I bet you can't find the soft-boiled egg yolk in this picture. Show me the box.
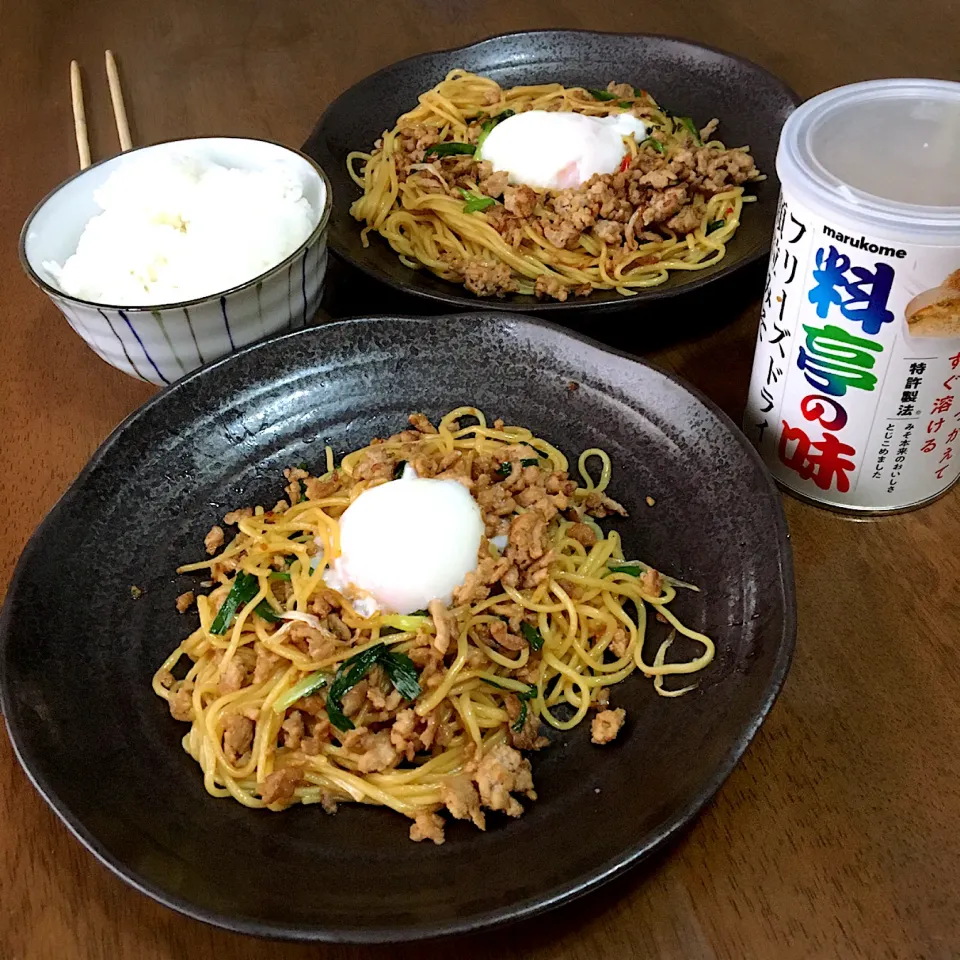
[479,110,650,190]
[326,466,484,616]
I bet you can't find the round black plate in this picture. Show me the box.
[303,30,801,314]
[0,314,795,941]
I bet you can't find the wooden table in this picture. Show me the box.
[2,2,958,958]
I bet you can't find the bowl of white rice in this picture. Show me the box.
[19,137,331,385]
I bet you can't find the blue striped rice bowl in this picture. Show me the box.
[20,137,332,386]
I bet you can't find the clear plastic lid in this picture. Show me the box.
[777,79,960,242]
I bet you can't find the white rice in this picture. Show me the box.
[44,154,316,306]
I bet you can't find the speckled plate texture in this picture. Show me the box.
[303,30,801,314]
[0,314,795,941]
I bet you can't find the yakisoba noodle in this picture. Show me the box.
[347,70,761,299]
[154,408,714,842]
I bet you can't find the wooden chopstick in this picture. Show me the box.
[69,51,133,171]
[70,60,91,170]
[104,50,132,152]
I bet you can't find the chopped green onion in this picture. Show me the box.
[393,460,407,480]
[531,447,549,458]
[706,219,725,235]
[520,621,544,652]
[380,651,421,700]
[459,188,497,213]
[512,685,538,732]
[520,458,540,468]
[326,642,422,732]
[587,88,617,101]
[482,677,537,730]
[475,109,515,156]
[409,608,428,617]
[270,571,292,581]
[273,671,329,713]
[424,141,476,158]
[209,572,259,634]
[326,644,384,731]
[608,563,642,576]
[677,115,702,144]
[495,461,512,479]
[254,600,282,622]
[296,462,308,471]
[642,137,665,154]
[619,100,632,108]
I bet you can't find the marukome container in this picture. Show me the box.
[744,79,960,512]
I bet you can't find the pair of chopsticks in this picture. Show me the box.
[70,50,132,170]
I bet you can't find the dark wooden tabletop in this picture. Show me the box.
[3,2,959,958]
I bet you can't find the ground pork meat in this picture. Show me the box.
[253,648,282,684]
[459,258,518,297]
[439,776,486,830]
[410,811,446,844]
[390,708,418,761]
[218,657,248,695]
[223,715,254,764]
[637,167,676,190]
[408,412,437,434]
[453,553,513,605]
[204,525,224,555]
[643,184,689,225]
[281,711,304,750]
[542,217,581,249]
[484,205,526,247]
[260,767,301,807]
[288,621,341,661]
[566,522,597,548]
[640,567,663,597]
[534,273,578,302]
[606,81,634,99]
[308,589,340,618]
[503,184,537,218]
[356,730,399,773]
[168,687,193,721]
[609,627,630,659]
[304,474,339,500]
[473,743,536,817]
[489,620,525,652]
[479,170,510,197]
[175,590,195,612]
[583,491,629,518]
[340,681,369,718]
[593,219,623,244]
[505,695,549,751]
[507,510,547,568]
[283,466,309,505]
[223,507,253,525]
[550,189,600,230]
[591,707,626,745]
[700,117,720,140]
[666,204,704,234]
[352,445,396,483]
[429,599,453,654]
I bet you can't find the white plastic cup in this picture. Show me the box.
[744,79,960,512]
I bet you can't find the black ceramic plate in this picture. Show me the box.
[303,30,800,314]
[0,314,795,941]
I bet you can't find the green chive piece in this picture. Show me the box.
[209,572,259,635]
[424,142,476,158]
[520,621,544,652]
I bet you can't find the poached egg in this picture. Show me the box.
[479,110,650,190]
[322,466,483,616]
